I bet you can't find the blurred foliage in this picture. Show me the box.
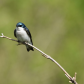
[0,0,84,84]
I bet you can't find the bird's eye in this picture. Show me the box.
[19,25,22,27]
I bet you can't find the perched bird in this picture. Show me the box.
[14,22,34,52]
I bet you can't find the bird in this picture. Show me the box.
[14,22,34,52]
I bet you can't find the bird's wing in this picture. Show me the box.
[24,27,33,45]
[14,29,17,38]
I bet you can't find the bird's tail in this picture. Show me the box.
[26,45,34,52]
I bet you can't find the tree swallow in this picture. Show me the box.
[14,22,34,52]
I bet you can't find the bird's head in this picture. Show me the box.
[16,22,26,29]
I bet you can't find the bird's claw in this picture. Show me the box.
[16,43,21,46]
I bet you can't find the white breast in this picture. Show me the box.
[16,27,31,44]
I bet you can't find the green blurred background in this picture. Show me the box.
[0,0,84,84]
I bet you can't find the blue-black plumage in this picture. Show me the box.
[14,22,34,52]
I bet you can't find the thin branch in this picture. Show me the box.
[0,33,78,84]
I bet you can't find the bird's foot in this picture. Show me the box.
[16,43,21,46]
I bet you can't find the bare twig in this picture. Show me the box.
[0,33,78,84]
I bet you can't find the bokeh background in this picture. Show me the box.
[0,0,84,84]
